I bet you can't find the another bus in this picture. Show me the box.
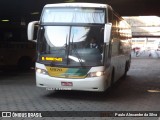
[0,28,36,70]
[28,3,132,92]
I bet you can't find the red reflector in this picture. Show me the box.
[61,82,73,86]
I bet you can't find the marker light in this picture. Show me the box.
[36,68,48,75]
[88,71,104,77]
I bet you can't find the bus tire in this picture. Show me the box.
[18,57,32,70]
[110,69,115,87]
[123,60,130,77]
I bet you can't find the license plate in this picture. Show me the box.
[61,82,73,86]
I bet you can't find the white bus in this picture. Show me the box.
[28,3,132,92]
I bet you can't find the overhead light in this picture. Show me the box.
[31,12,39,15]
[147,89,160,93]
[1,19,9,22]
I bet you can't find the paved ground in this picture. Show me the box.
[0,57,160,120]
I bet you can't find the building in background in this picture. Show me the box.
[123,16,160,50]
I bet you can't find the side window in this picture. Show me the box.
[112,14,119,39]
[108,9,112,23]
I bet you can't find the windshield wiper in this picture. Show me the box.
[70,34,85,67]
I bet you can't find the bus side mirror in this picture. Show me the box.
[104,23,112,44]
[27,21,39,42]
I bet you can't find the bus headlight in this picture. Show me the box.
[36,68,48,75]
[87,71,104,77]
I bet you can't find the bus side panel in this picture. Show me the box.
[110,10,132,83]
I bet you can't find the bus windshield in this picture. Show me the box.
[38,25,104,67]
[41,7,105,24]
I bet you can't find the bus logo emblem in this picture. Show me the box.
[50,68,62,72]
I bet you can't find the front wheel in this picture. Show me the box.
[109,69,115,88]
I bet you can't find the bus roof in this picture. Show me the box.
[44,3,108,8]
